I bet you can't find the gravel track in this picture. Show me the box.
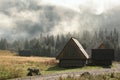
[9,64,120,80]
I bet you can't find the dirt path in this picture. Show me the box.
[10,64,120,80]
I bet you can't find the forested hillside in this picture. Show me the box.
[0,28,120,60]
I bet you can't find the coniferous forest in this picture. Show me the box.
[0,28,120,60]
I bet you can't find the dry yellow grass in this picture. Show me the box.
[0,56,57,65]
[0,50,57,79]
[0,50,57,66]
[0,50,16,56]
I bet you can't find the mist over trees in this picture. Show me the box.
[0,28,120,60]
[1,0,120,40]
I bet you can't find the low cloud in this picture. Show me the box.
[0,0,120,40]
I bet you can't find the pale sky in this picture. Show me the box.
[41,0,85,13]
[42,0,120,14]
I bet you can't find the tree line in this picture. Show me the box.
[0,28,120,60]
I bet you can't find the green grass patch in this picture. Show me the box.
[42,65,102,75]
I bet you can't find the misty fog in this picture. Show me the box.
[0,0,120,40]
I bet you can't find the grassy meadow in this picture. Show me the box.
[0,50,118,80]
[0,50,57,80]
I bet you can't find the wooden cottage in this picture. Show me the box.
[92,43,114,66]
[56,38,89,67]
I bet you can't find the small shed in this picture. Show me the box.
[19,50,32,56]
[92,43,114,66]
[56,38,89,67]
